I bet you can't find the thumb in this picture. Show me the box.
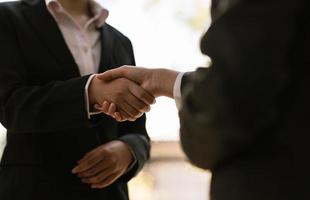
[97,66,145,85]
[97,66,130,82]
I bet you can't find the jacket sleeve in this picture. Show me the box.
[0,6,92,133]
[179,0,302,170]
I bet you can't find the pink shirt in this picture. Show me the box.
[45,0,108,117]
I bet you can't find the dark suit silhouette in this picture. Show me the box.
[180,0,309,199]
[0,0,149,199]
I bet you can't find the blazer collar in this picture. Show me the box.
[98,25,116,73]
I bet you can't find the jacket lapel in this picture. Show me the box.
[21,0,80,77]
[98,24,116,73]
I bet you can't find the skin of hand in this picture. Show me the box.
[95,66,179,121]
[97,66,179,98]
[72,140,134,189]
[89,74,155,121]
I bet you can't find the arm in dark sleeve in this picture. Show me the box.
[0,6,91,133]
[179,0,302,170]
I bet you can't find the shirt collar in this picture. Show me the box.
[45,0,109,28]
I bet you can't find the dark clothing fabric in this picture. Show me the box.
[180,0,309,199]
[0,0,150,199]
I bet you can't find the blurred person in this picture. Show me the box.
[0,0,154,199]
[96,0,310,199]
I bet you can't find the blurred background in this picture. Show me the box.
[0,0,212,199]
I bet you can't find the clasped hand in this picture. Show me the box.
[88,71,155,121]
[94,66,179,122]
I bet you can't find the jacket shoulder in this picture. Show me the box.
[105,23,132,45]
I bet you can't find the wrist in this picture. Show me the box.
[89,75,100,105]
[155,69,179,98]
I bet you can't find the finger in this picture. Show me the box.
[94,104,103,111]
[72,152,105,174]
[97,66,131,82]
[129,83,155,106]
[91,172,120,189]
[123,91,150,113]
[98,101,109,113]
[118,96,142,119]
[95,102,118,120]
[78,159,111,179]
[82,166,115,185]
[118,108,137,122]
[107,103,117,116]
[114,112,124,122]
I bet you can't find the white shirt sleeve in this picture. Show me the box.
[84,74,102,119]
[173,72,185,110]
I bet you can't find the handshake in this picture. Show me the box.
[72,66,179,189]
[89,66,179,121]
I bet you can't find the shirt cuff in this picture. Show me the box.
[173,72,185,110]
[84,74,102,119]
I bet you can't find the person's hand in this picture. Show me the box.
[97,66,179,98]
[95,66,179,121]
[89,74,155,121]
[72,140,134,189]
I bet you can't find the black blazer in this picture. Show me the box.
[180,0,309,199]
[0,0,150,200]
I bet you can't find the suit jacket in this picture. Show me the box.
[180,0,310,199]
[0,0,150,200]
